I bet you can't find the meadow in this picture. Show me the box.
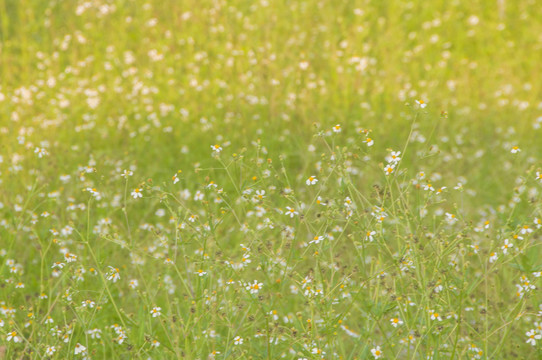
[1,0,542,358]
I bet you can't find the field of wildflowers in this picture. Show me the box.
[1,0,541,359]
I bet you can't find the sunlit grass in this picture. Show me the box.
[0,0,541,359]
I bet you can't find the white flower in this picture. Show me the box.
[74,343,87,355]
[46,346,56,356]
[415,99,427,108]
[384,164,395,175]
[151,339,160,348]
[489,252,498,263]
[284,206,298,218]
[365,230,376,242]
[233,336,243,345]
[120,169,133,177]
[34,147,49,158]
[390,317,403,327]
[246,280,263,294]
[501,239,514,254]
[7,331,21,343]
[150,307,162,317]
[211,144,222,153]
[371,346,383,359]
[430,310,442,321]
[309,235,324,244]
[526,329,541,346]
[106,266,120,282]
[387,151,401,163]
[131,188,143,199]
[445,212,458,224]
[306,175,318,185]
[536,171,542,183]
[520,225,533,235]
[511,146,521,154]
[332,124,342,133]
[364,137,374,146]
[194,190,204,201]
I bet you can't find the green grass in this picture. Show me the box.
[0,0,541,359]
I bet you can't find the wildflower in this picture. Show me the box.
[390,317,403,327]
[246,280,263,294]
[234,336,243,345]
[150,307,162,317]
[46,346,56,356]
[445,212,458,224]
[469,244,480,254]
[430,310,442,321]
[371,346,383,359]
[520,225,533,235]
[129,279,139,289]
[501,239,514,254]
[332,124,342,133]
[172,171,181,184]
[131,188,143,199]
[151,339,160,348]
[526,329,541,346]
[7,330,21,343]
[387,151,401,163]
[415,99,427,108]
[489,252,498,263]
[74,343,87,355]
[35,147,49,158]
[384,164,395,175]
[194,190,204,201]
[106,266,120,282]
[82,300,95,308]
[423,183,434,191]
[285,206,298,218]
[511,146,521,154]
[536,171,542,182]
[309,235,324,244]
[197,269,207,277]
[120,169,133,177]
[365,230,376,242]
[211,144,222,153]
[534,218,542,229]
[306,175,318,185]
[87,328,102,339]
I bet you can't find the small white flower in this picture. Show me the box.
[211,144,222,153]
[106,266,120,282]
[306,175,318,185]
[390,317,403,327]
[384,164,395,175]
[332,124,342,133]
[233,336,243,345]
[371,346,383,359]
[74,343,87,355]
[120,169,133,177]
[415,99,427,108]
[131,188,143,199]
[150,307,162,318]
[501,239,514,254]
[285,206,298,218]
[511,146,521,154]
[46,346,56,356]
[526,329,541,346]
[7,331,22,343]
[246,280,263,294]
